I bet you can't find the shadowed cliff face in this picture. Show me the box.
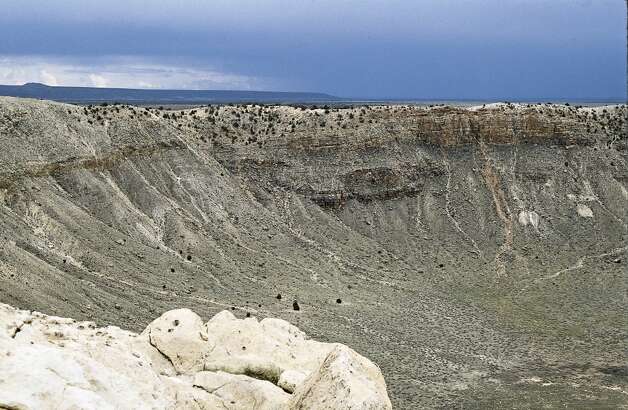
[0,97,626,409]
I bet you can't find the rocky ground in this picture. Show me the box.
[0,97,626,408]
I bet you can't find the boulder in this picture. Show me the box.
[518,210,540,228]
[203,310,333,384]
[288,345,393,410]
[576,203,594,218]
[142,308,209,374]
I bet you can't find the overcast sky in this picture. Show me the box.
[1,0,625,99]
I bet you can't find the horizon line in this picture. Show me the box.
[2,82,625,103]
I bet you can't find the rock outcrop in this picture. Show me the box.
[0,303,392,409]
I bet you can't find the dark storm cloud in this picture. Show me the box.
[1,0,625,99]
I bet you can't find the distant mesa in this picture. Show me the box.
[22,82,51,88]
[0,82,342,105]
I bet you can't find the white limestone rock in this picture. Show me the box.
[288,345,393,410]
[577,203,594,218]
[0,308,178,409]
[194,370,291,409]
[279,369,308,393]
[0,303,392,410]
[141,308,209,374]
[203,310,333,384]
[518,210,540,228]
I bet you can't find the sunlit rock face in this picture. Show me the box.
[0,303,392,409]
[0,97,626,408]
